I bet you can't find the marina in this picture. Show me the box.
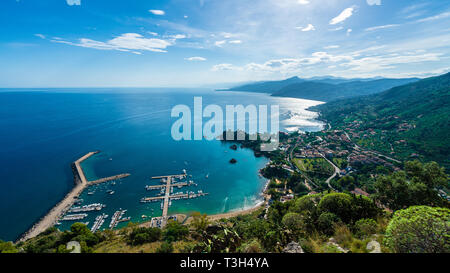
[141,173,209,227]
[109,209,130,229]
[17,152,130,243]
[61,213,88,221]
[68,203,105,213]
[91,213,109,233]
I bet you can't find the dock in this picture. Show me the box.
[142,173,208,228]
[17,151,130,243]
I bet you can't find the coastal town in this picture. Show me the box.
[258,125,418,204]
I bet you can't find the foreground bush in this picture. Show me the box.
[384,206,449,253]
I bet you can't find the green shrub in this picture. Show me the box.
[163,221,189,243]
[157,242,174,253]
[384,206,450,253]
[317,212,340,236]
[354,218,377,239]
[127,227,162,246]
[318,193,353,223]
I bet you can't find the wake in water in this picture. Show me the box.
[221,197,229,213]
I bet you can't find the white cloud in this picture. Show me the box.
[185,57,207,61]
[297,0,310,4]
[212,63,239,71]
[346,29,352,36]
[149,10,165,16]
[66,0,81,6]
[215,40,227,47]
[366,0,381,6]
[170,34,187,39]
[211,50,443,76]
[52,33,178,54]
[330,26,344,31]
[324,45,339,49]
[365,24,399,31]
[296,24,315,32]
[330,7,355,25]
[148,32,158,36]
[417,11,450,23]
[184,15,188,19]
[229,40,242,44]
[34,34,46,39]
[221,32,236,38]
[341,52,442,72]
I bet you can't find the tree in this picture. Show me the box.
[70,222,91,237]
[336,176,356,191]
[354,218,377,239]
[127,227,161,246]
[374,161,448,210]
[349,194,380,222]
[384,206,450,253]
[190,212,210,234]
[164,221,189,242]
[156,242,173,253]
[318,193,353,223]
[317,212,340,236]
[0,240,18,253]
[282,212,305,239]
[267,188,281,201]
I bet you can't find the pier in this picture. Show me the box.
[89,173,130,185]
[17,151,130,243]
[142,173,208,228]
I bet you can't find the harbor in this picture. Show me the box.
[141,172,209,227]
[17,151,130,243]
[109,209,130,229]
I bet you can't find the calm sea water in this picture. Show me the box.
[0,89,324,241]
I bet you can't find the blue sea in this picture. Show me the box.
[0,89,324,241]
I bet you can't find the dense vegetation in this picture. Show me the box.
[1,160,448,253]
[272,78,418,102]
[314,72,450,169]
[384,206,449,253]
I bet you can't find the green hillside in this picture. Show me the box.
[313,72,450,169]
[272,78,418,102]
[222,75,418,101]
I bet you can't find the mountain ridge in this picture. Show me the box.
[221,76,419,101]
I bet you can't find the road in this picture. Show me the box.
[288,140,316,190]
[320,154,340,191]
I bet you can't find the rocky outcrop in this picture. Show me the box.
[283,241,304,253]
[366,240,381,253]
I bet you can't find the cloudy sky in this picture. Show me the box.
[1,0,449,87]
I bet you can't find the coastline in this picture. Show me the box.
[184,160,271,224]
[184,199,266,224]
[16,152,98,243]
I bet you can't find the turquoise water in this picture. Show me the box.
[0,89,323,241]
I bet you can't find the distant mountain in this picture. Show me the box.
[224,76,304,93]
[303,75,385,84]
[313,72,450,168]
[272,78,419,102]
[221,76,419,101]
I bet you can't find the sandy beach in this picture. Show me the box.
[183,199,266,225]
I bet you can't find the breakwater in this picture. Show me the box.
[16,151,129,243]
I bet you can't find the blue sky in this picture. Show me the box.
[1,0,449,87]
